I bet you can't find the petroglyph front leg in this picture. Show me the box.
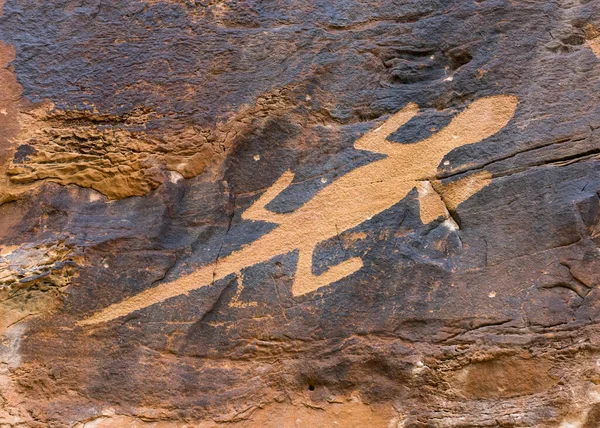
[291,248,363,296]
[431,171,493,212]
[417,181,451,224]
[242,169,294,223]
[354,103,419,155]
[417,171,494,225]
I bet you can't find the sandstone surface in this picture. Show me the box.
[1,0,600,426]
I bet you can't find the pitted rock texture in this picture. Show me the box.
[1,0,600,427]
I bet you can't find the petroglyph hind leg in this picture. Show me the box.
[242,169,295,223]
[291,248,364,296]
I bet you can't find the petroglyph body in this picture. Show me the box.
[79,95,518,326]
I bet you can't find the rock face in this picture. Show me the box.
[1,0,600,426]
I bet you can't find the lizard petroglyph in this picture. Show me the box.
[79,95,518,326]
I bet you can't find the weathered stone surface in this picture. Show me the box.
[1,0,600,426]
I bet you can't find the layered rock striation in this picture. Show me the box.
[1,0,600,426]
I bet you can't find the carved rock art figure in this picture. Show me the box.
[79,95,518,326]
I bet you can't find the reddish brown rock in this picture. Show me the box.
[1,0,600,427]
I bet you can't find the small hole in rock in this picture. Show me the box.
[308,384,315,391]
[448,48,472,69]
[562,34,585,45]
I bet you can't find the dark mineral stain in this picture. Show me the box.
[12,144,37,163]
